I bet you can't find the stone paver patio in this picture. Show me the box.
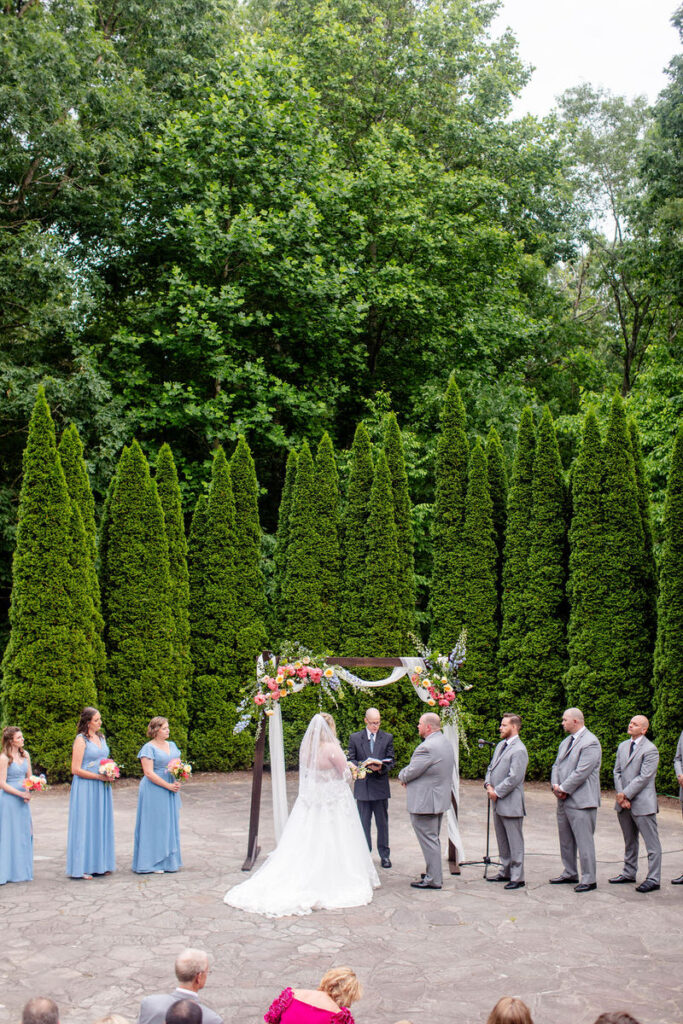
[3,773,683,1024]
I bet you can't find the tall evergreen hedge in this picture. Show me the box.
[652,426,683,790]
[383,412,416,643]
[458,440,498,777]
[189,448,248,769]
[314,432,341,650]
[271,449,298,644]
[498,408,536,699]
[1,389,98,779]
[628,419,658,656]
[155,444,191,751]
[283,440,324,651]
[430,375,469,650]
[231,437,269,684]
[187,491,208,717]
[100,441,179,771]
[340,422,374,655]
[512,408,567,775]
[486,426,508,625]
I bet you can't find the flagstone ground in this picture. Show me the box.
[4,774,683,1024]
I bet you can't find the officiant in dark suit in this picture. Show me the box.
[348,708,395,868]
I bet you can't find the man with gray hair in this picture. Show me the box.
[22,998,60,1024]
[137,949,223,1024]
[550,707,602,892]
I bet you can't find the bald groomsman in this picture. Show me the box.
[610,715,662,892]
[484,713,528,890]
[673,728,683,885]
[550,707,602,892]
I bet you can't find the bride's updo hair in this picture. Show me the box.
[320,712,336,737]
[319,966,362,1007]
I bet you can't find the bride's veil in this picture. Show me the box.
[298,713,347,795]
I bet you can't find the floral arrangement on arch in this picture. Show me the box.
[234,642,343,734]
[409,629,469,727]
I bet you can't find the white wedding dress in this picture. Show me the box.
[224,715,380,917]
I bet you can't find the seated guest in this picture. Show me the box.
[22,998,60,1024]
[486,997,533,1024]
[592,1015,641,1024]
[166,1001,202,1024]
[137,948,223,1024]
[264,967,362,1023]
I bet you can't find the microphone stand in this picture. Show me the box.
[459,739,501,879]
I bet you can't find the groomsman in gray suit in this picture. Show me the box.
[550,707,602,892]
[399,712,455,889]
[610,715,661,892]
[484,713,528,889]
[672,728,683,885]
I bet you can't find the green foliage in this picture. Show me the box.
[652,426,683,790]
[283,441,324,651]
[313,433,342,650]
[383,412,416,642]
[430,375,469,649]
[512,408,567,776]
[485,426,508,624]
[187,492,209,691]
[99,441,181,771]
[230,437,269,684]
[628,420,657,633]
[155,445,191,749]
[1,389,98,779]
[271,449,298,643]
[498,407,536,694]
[458,441,498,777]
[340,423,374,654]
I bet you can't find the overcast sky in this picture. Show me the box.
[493,0,680,117]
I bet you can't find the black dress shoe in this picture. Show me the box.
[574,882,597,892]
[504,880,525,890]
[635,880,660,892]
[671,874,683,885]
[549,875,579,884]
[608,874,636,884]
[410,880,442,889]
[380,857,391,869]
[486,873,511,882]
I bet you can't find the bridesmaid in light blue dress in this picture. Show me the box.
[0,726,33,884]
[132,716,182,873]
[66,707,116,879]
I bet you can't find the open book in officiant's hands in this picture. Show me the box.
[361,757,392,769]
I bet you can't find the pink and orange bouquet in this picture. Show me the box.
[408,630,469,723]
[168,758,192,781]
[98,758,121,781]
[23,773,48,792]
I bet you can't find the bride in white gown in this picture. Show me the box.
[224,712,380,917]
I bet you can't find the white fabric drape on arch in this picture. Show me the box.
[261,655,465,860]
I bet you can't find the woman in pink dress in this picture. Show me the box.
[264,968,362,1024]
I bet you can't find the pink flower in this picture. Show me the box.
[438,699,448,707]
[271,690,280,700]
[296,666,307,678]
[411,673,419,684]
[254,693,266,705]
[285,665,295,677]
[267,679,278,691]
[309,668,323,683]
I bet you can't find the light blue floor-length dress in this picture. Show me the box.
[0,759,33,884]
[131,741,182,873]
[66,735,116,877]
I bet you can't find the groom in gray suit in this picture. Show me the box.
[550,707,602,892]
[485,713,528,889]
[610,715,662,892]
[399,712,455,889]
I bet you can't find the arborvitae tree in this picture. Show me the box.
[97,466,119,593]
[340,422,374,654]
[383,412,416,643]
[100,441,179,771]
[498,408,536,692]
[155,444,191,750]
[458,440,498,777]
[1,389,98,779]
[365,450,403,655]
[189,448,248,769]
[510,408,567,776]
[283,440,324,650]
[187,492,209,705]
[628,419,657,652]
[652,426,683,789]
[313,432,341,649]
[59,423,106,689]
[485,426,508,624]
[271,449,298,643]
[430,374,469,649]
[231,436,269,683]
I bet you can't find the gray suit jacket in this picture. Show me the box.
[675,730,683,802]
[138,989,223,1024]
[551,729,602,809]
[484,738,528,817]
[398,731,454,814]
[614,736,659,815]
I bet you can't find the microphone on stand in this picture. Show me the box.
[477,738,496,749]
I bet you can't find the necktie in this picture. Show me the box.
[566,735,575,753]
[369,734,375,754]
[629,739,636,756]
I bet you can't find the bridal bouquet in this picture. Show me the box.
[409,630,469,725]
[168,758,192,781]
[98,758,121,781]
[348,761,368,781]
[23,773,48,792]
